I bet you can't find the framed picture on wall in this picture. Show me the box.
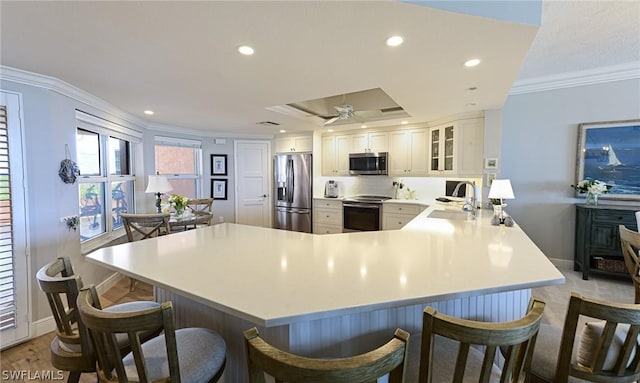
[576,119,640,201]
[484,157,499,169]
[211,179,227,200]
[211,154,227,176]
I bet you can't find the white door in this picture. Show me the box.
[0,91,29,348]
[235,141,271,227]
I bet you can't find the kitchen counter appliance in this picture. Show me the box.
[274,153,312,233]
[349,152,388,175]
[343,195,391,232]
[324,180,339,198]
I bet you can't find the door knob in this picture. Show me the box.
[261,194,267,198]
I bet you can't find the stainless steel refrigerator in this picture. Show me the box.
[274,153,312,233]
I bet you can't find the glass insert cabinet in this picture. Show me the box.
[429,124,455,174]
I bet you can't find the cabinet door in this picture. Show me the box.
[293,136,312,152]
[321,136,337,176]
[350,133,368,153]
[428,125,455,175]
[408,129,428,175]
[368,132,389,153]
[388,131,409,175]
[335,135,351,175]
[275,137,293,153]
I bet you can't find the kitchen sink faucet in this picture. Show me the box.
[453,181,477,219]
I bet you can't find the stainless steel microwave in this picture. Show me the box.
[349,152,388,175]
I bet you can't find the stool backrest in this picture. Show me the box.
[244,327,410,383]
[555,292,640,382]
[36,257,95,369]
[77,286,179,382]
[419,297,545,382]
[120,213,170,242]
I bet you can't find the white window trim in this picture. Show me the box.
[77,113,138,251]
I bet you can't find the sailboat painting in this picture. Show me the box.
[576,120,640,200]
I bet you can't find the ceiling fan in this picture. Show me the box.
[324,104,362,126]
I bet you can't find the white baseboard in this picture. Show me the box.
[548,257,573,271]
[29,272,123,339]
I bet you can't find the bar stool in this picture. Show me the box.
[244,327,409,383]
[77,285,226,382]
[36,257,161,383]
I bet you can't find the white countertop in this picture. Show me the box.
[87,205,564,327]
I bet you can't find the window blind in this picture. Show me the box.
[0,106,16,331]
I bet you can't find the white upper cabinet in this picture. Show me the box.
[322,135,350,176]
[275,135,312,153]
[389,129,428,176]
[348,132,389,153]
[428,118,483,176]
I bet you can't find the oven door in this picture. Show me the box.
[343,203,381,232]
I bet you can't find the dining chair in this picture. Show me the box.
[120,212,171,241]
[529,292,640,382]
[620,225,640,304]
[120,212,170,291]
[244,327,410,383]
[77,285,227,383]
[417,296,545,382]
[36,257,161,383]
[185,198,214,229]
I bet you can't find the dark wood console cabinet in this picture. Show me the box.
[575,204,638,280]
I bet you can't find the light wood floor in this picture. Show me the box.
[0,268,635,382]
[1,278,153,383]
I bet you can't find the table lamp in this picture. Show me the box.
[488,179,515,226]
[145,174,173,213]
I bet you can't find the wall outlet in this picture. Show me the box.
[218,216,224,223]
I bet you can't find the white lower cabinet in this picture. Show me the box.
[382,203,426,230]
[313,199,343,234]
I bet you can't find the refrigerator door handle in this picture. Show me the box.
[287,158,294,203]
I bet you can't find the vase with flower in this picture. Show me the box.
[571,179,611,206]
[168,194,188,216]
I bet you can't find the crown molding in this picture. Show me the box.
[146,122,274,140]
[510,62,640,95]
[0,65,149,130]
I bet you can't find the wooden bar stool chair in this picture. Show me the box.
[120,212,170,291]
[36,257,161,383]
[416,297,545,382]
[77,285,226,383]
[620,225,640,304]
[244,327,410,383]
[529,292,640,382]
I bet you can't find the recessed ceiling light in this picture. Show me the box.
[279,129,286,133]
[143,110,154,115]
[238,45,255,55]
[327,129,334,133]
[464,58,481,67]
[386,35,404,47]
[401,120,408,125]
[361,125,368,129]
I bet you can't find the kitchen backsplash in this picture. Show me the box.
[315,176,482,201]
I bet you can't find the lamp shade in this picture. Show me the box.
[488,179,515,200]
[145,175,173,194]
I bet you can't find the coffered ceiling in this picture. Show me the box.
[0,1,638,135]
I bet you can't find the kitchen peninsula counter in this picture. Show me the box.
[87,205,564,382]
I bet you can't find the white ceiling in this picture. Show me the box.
[1,1,638,135]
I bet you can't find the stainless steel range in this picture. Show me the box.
[342,195,391,232]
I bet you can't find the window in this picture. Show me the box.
[76,112,140,242]
[154,136,202,199]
